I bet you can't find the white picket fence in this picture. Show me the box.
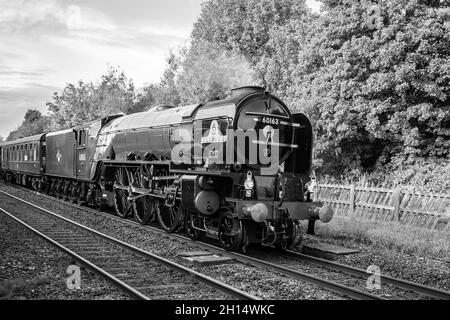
[315,184,450,231]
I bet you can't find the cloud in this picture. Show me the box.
[134,24,192,39]
[0,83,60,138]
[0,0,205,138]
[0,0,115,34]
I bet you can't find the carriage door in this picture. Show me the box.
[76,129,88,179]
[6,148,10,170]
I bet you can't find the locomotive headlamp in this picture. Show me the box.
[319,205,334,223]
[245,203,269,223]
[308,205,334,223]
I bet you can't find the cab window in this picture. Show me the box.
[78,130,87,147]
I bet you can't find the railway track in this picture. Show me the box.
[0,190,259,300]
[2,185,449,300]
[283,250,450,300]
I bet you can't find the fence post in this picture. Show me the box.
[392,187,401,222]
[349,184,355,217]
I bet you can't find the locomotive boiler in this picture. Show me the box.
[0,86,333,252]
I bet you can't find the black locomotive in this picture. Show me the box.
[0,86,333,252]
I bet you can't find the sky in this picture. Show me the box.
[0,0,322,139]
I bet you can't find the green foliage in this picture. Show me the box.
[47,66,136,130]
[258,0,450,175]
[146,52,182,107]
[96,67,136,116]
[6,109,48,141]
[137,0,310,107]
[129,86,157,114]
[7,0,449,186]
[136,0,449,181]
[192,0,309,65]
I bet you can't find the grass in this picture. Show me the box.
[312,216,450,261]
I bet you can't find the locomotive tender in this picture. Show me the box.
[0,86,333,252]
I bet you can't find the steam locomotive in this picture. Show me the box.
[0,86,333,252]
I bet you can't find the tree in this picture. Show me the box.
[192,0,310,66]
[47,80,98,130]
[256,16,316,100]
[95,66,136,115]
[136,52,182,108]
[128,86,157,114]
[187,0,449,177]
[6,109,48,141]
[281,0,450,174]
[139,0,311,108]
[47,66,136,130]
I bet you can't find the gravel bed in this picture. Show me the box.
[294,222,450,293]
[0,193,230,300]
[248,249,427,300]
[0,183,344,300]
[0,212,130,300]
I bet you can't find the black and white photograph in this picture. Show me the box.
[0,0,449,316]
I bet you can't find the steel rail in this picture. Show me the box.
[20,185,450,300]
[146,227,383,300]
[0,189,260,301]
[6,183,450,300]
[0,207,150,300]
[0,188,381,300]
[284,250,450,300]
